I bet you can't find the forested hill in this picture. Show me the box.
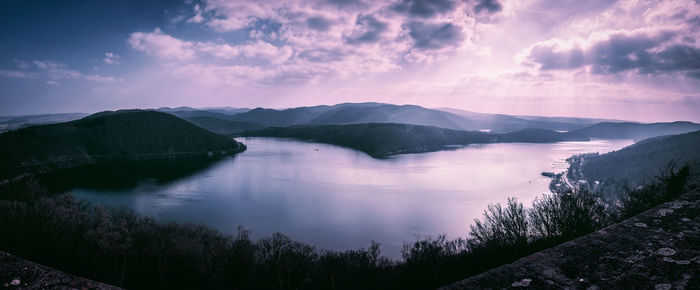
[243,123,589,157]
[0,110,245,179]
[570,130,700,187]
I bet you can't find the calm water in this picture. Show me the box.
[68,137,633,258]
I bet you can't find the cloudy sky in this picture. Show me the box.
[1,0,699,121]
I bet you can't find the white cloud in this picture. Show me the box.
[128,29,293,65]
[187,4,204,23]
[0,60,124,84]
[128,28,196,60]
[84,74,122,83]
[172,64,269,86]
[127,0,505,86]
[103,52,121,64]
[13,59,31,69]
[0,69,38,79]
[196,40,293,64]
[33,60,83,79]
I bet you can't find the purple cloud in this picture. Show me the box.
[473,0,502,14]
[392,0,457,18]
[520,29,700,79]
[407,21,464,50]
[306,16,334,31]
[344,14,389,45]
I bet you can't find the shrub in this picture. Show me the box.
[469,198,528,250]
[529,188,609,241]
[317,241,393,289]
[254,232,317,289]
[620,163,691,218]
[401,234,468,267]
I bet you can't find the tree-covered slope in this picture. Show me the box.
[567,121,700,141]
[307,103,466,130]
[0,110,245,178]
[230,105,334,127]
[571,130,700,186]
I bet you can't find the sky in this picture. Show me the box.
[0,0,699,122]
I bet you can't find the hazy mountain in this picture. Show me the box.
[0,110,245,179]
[202,102,627,133]
[157,106,251,115]
[186,116,265,135]
[567,121,700,141]
[435,107,619,132]
[155,106,199,112]
[307,103,466,130]
[229,105,335,127]
[155,108,242,121]
[200,107,251,115]
[514,115,622,125]
[0,113,88,133]
[244,123,589,157]
[226,102,505,131]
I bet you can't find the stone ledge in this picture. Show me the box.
[0,251,120,290]
[442,190,699,289]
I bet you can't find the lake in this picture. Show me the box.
[68,137,634,258]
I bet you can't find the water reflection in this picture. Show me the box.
[68,137,633,258]
[41,156,228,192]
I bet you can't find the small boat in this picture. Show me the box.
[541,172,556,178]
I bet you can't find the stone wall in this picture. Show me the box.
[443,190,699,289]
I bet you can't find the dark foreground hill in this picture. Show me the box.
[0,110,245,179]
[243,123,589,157]
[0,251,120,289]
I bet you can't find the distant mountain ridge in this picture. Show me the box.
[185,116,266,135]
[228,102,590,132]
[0,110,245,179]
[0,113,88,133]
[436,107,622,132]
[566,121,700,141]
[165,102,637,135]
[4,103,698,140]
[151,104,700,147]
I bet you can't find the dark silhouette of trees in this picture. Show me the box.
[470,198,528,250]
[620,162,692,219]
[529,189,609,241]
